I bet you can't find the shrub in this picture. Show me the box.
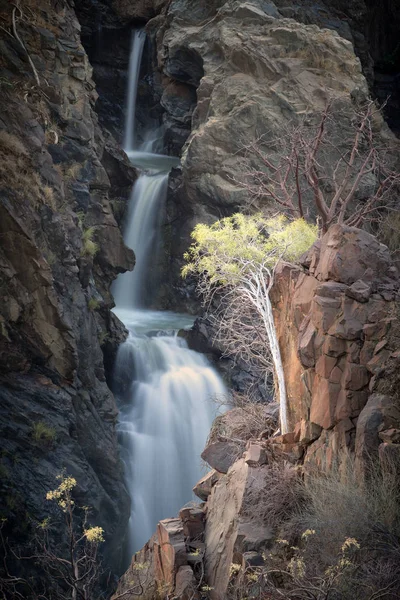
[0,130,27,157]
[294,456,400,569]
[242,460,305,531]
[31,421,56,445]
[42,185,56,210]
[81,226,99,258]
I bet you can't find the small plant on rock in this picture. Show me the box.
[31,421,56,446]
[81,226,99,258]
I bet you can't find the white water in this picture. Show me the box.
[123,30,146,152]
[113,31,227,558]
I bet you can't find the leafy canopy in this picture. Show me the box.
[182,214,318,285]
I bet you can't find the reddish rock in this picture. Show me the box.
[311,296,340,333]
[193,469,221,501]
[355,394,400,470]
[336,389,368,421]
[298,318,316,367]
[179,506,205,540]
[315,354,337,378]
[363,320,390,340]
[347,341,361,363]
[244,443,267,466]
[345,279,372,303]
[374,339,388,354]
[343,363,369,391]
[310,375,341,429]
[322,335,347,357]
[298,419,322,445]
[367,350,391,375]
[360,341,376,366]
[314,281,349,299]
[329,364,343,384]
[154,518,187,588]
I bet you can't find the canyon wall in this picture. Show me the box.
[0,0,135,575]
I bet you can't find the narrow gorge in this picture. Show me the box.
[0,0,399,599]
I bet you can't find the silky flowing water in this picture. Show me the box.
[113,31,227,558]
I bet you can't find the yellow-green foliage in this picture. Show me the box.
[182,214,318,284]
[81,226,99,258]
[46,475,104,544]
[32,421,56,445]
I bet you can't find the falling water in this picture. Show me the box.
[113,31,227,559]
[123,30,146,152]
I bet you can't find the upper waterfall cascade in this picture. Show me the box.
[112,31,227,558]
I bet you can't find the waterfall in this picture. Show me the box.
[113,31,227,559]
[123,30,146,153]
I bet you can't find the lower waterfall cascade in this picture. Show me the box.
[112,30,227,559]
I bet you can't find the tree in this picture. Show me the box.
[235,100,400,233]
[0,475,105,600]
[182,214,317,434]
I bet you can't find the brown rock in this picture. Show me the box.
[244,443,267,466]
[179,506,205,540]
[335,389,368,421]
[355,394,400,470]
[299,419,322,445]
[193,469,221,501]
[379,429,400,443]
[314,225,393,285]
[363,320,390,340]
[347,341,361,363]
[343,363,369,391]
[310,375,341,429]
[311,295,341,333]
[298,318,316,367]
[323,335,347,357]
[175,566,198,600]
[315,355,337,378]
[154,518,187,588]
[329,364,344,384]
[345,279,372,303]
[201,441,241,473]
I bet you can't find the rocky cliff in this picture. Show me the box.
[114,225,400,600]
[130,0,399,310]
[0,0,135,581]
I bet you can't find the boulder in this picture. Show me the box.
[314,225,394,285]
[193,469,222,501]
[179,506,205,539]
[201,440,241,473]
[154,518,187,588]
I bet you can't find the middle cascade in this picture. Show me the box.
[113,30,227,559]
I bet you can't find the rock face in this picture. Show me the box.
[270,224,400,473]
[135,0,399,310]
[0,0,134,580]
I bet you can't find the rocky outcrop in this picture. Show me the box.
[270,224,400,472]
[138,0,400,310]
[0,0,134,581]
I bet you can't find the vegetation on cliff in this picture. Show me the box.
[183,214,317,433]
